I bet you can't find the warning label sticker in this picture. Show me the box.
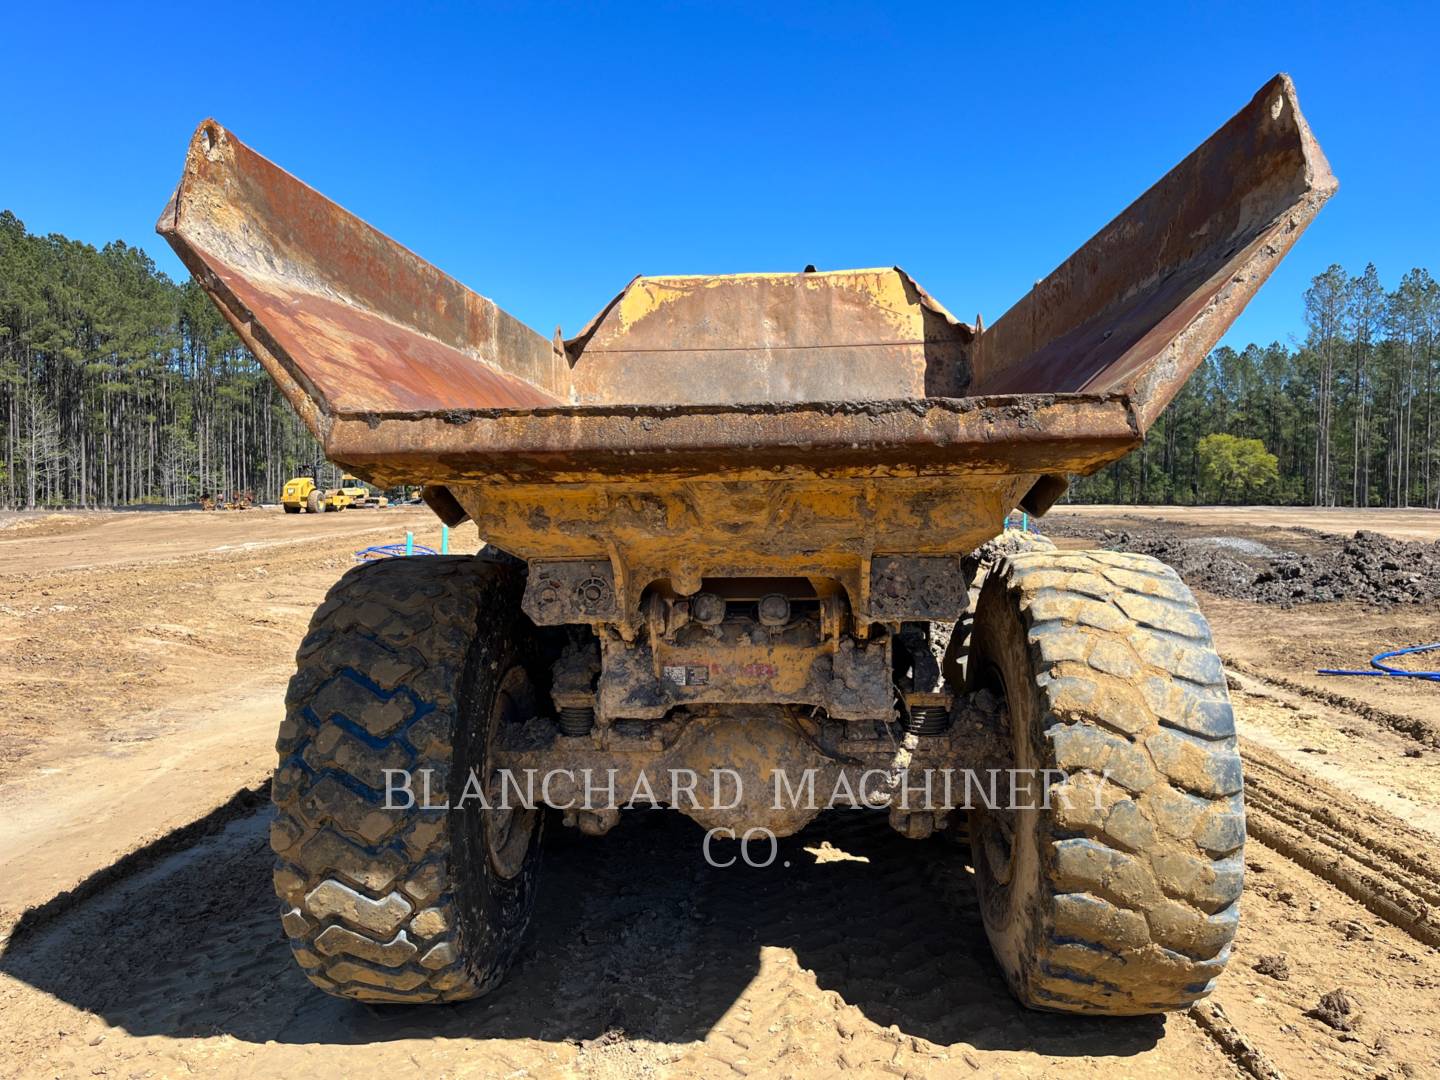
[663,665,711,687]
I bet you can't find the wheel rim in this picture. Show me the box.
[969,629,1036,935]
[980,806,1016,887]
[972,657,1018,916]
[483,666,540,880]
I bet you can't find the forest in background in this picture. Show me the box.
[1,210,1437,509]
[1072,262,1440,507]
[0,211,317,509]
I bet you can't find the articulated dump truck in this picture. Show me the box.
[158,75,1333,1014]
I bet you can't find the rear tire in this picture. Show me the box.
[967,548,1243,1015]
[271,555,544,1002]
[284,504,301,514]
[305,490,321,514]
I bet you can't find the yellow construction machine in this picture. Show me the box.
[280,475,351,513]
[337,474,388,509]
[162,76,1334,1015]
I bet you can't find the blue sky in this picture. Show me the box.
[2,2,1436,350]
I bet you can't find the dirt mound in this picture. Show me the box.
[1310,988,1361,1032]
[1042,520,1440,607]
[1253,954,1291,981]
[1254,530,1440,605]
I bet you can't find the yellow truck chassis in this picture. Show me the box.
[160,76,1333,1014]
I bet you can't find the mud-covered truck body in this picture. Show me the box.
[159,75,1333,1012]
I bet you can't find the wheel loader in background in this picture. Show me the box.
[159,74,1334,1014]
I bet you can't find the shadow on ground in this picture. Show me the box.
[0,807,1163,1057]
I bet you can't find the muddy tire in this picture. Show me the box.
[966,548,1243,1015]
[305,489,322,514]
[941,529,1057,688]
[270,555,544,1002]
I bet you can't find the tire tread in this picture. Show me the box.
[981,549,1244,1014]
[272,556,526,1002]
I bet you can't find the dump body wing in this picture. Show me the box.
[158,74,1331,491]
[158,75,1332,614]
[971,75,1336,431]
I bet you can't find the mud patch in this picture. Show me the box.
[1044,517,1440,607]
[1253,954,1291,981]
[1309,988,1361,1032]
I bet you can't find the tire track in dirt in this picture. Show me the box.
[2,774,1432,1077]
[3,728,1436,1077]
[0,783,271,946]
[1189,1001,1287,1080]
[1239,737,1440,949]
[1182,738,1440,1079]
[1225,655,1440,748]
[0,807,1220,1078]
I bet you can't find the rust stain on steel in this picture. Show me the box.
[204,266,558,414]
[156,119,565,430]
[972,74,1336,431]
[443,474,1032,635]
[155,74,1332,506]
[323,394,1140,487]
[567,268,973,405]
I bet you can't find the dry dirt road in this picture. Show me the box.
[1,507,1438,1079]
[1056,504,1440,544]
[0,507,449,922]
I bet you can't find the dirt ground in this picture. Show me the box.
[1056,504,1440,544]
[1,505,1438,1079]
[1045,506,1440,734]
[0,506,452,922]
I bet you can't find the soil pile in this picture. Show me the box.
[1255,530,1440,605]
[1042,520,1440,606]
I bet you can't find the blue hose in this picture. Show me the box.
[1317,642,1440,682]
[354,542,438,562]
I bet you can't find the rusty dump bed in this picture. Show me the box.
[159,75,1332,617]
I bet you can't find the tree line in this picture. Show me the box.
[1071,262,1440,507]
[1,211,1435,509]
[0,211,319,509]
